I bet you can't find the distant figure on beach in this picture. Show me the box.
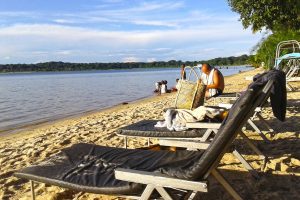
[200,63,224,98]
[180,64,186,80]
[161,80,167,94]
[171,78,180,92]
[154,81,161,95]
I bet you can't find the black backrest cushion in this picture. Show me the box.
[187,83,264,179]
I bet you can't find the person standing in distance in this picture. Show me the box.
[180,64,186,80]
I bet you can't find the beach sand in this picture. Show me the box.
[0,68,299,200]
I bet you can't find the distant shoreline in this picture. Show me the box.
[0,64,253,74]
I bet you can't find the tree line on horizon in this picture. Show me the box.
[0,54,250,73]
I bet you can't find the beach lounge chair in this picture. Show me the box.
[218,69,286,140]
[118,70,285,144]
[217,92,274,141]
[275,53,300,91]
[274,40,300,91]
[118,70,286,176]
[15,83,267,200]
[118,80,275,177]
[211,69,286,141]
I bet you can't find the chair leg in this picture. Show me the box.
[232,149,260,179]
[286,83,294,91]
[200,129,214,142]
[183,191,198,200]
[239,131,268,171]
[256,113,275,135]
[124,136,128,149]
[140,184,155,200]
[247,119,270,143]
[211,169,243,200]
[30,180,36,200]
[156,186,173,200]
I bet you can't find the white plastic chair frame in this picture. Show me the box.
[275,40,300,60]
[275,40,300,91]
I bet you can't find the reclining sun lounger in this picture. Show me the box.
[120,70,285,145]
[15,83,267,200]
[118,70,286,176]
[276,52,300,91]
[218,69,286,141]
[275,40,300,91]
[118,70,285,144]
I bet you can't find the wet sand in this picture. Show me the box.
[0,68,299,200]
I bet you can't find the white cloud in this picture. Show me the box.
[147,58,156,62]
[53,19,77,24]
[0,11,35,17]
[0,0,264,64]
[123,56,139,62]
[0,22,262,63]
[101,0,124,3]
[123,1,185,12]
[132,20,179,28]
[56,50,73,55]
[234,51,248,56]
[0,23,256,46]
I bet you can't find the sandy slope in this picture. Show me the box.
[0,68,299,200]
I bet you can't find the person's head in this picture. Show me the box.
[176,78,179,83]
[201,63,212,75]
[181,64,185,70]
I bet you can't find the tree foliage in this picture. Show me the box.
[228,0,300,32]
[248,30,300,68]
[0,55,251,73]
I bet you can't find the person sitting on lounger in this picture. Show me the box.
[200,63,224,98]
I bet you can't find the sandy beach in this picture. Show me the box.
[0,68,299,200]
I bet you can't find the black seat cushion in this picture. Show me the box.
[15,143,204,195]
[118,120,208,138]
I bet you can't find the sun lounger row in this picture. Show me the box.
[14,70,287,200]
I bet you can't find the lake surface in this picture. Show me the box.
[0,66,252,133]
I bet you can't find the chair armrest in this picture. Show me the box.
[159,139,210,150]
[185,122,221,129]
[115,168,208,192]
[218,103,233,109]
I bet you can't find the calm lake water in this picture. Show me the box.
[0,66,252,133]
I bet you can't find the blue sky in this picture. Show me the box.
[0,0,264,64]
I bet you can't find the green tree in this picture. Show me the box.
[228,0,300,32]
[251,30,300,68]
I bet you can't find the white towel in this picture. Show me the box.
[155,106,223,131]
